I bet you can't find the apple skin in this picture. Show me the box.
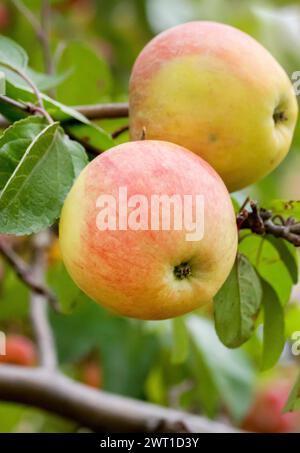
[129,21,298,192]
[242,380,300,433]
[59,141,237,320]
[0,335,37,367]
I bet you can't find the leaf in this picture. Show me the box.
[285,304,300,338]
[56,40,112,104]
[50,300,158,398]
[261,279,285,371]
[47,260,85,314]
[65,122,114,153]
[0,116,47,189]
[187,316,255,421]
[0,264,29,321]
[239,235,293,306]
[214,254,262,348]
[27,68,70,91]
[266,235,298,285]
[284,373,300,412]
[0,35,28,70]
[171,317,189,364]
[63,134,88,179]
[265,200,300,221]
[1,68,69,92]
[0,82,115,151]
[0,122,76,235]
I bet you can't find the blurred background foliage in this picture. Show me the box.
[0,0,299,433]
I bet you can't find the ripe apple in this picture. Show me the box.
[59,140,237,320]
[0,334,37,367]
[129,21,298,192]
[242,380,300,433]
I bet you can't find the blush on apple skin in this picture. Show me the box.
[59,140,237,320]
[129,21,298,192]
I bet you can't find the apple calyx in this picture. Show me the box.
[174,262,192,280]
[273,107,288,125]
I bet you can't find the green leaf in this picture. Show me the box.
[239,235,293,306]
[285,304,300,338]
[284,373,300,412]
[261,279,285,371]
[187,316,255,421]
[47,260,85,314]
[0,71,5,95]
[65,122,114,153]
[0,116,47,190]
[171,317,189,364]
[0,122,75,235]
[0,35,28,70]
[63,134,88,179]
[0,67,69,92]
[0,264,29,321]
[27,68,70,91]
[50,300,158,398]
[265,200,300,221]
[266,235,298,285]
[214,254,262,348]
[57,41,112,104]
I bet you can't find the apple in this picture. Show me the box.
[129,21,298,192]
[0,334,37,367]
[242,380,300,433]
[59,140,237,320]
[81,360,102,389]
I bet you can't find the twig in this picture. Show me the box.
[238,200,300,246]
[29,232,58,371]
[0,365,239,432]
[0,238,58,311]
[74,102,129,119]
[111,124,129,139]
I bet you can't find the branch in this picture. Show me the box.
[0,366,239,433]
[238,200,300,246]
[0,237,58,310]
[29,232,58,371]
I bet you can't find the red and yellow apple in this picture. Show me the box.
[59,140,237,320]
[129,21,298,192]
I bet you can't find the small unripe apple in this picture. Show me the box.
[129,22,298,192]
[59,140,237,320]
[0,334,37,367]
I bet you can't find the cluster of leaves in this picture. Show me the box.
[0,36,114,234]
